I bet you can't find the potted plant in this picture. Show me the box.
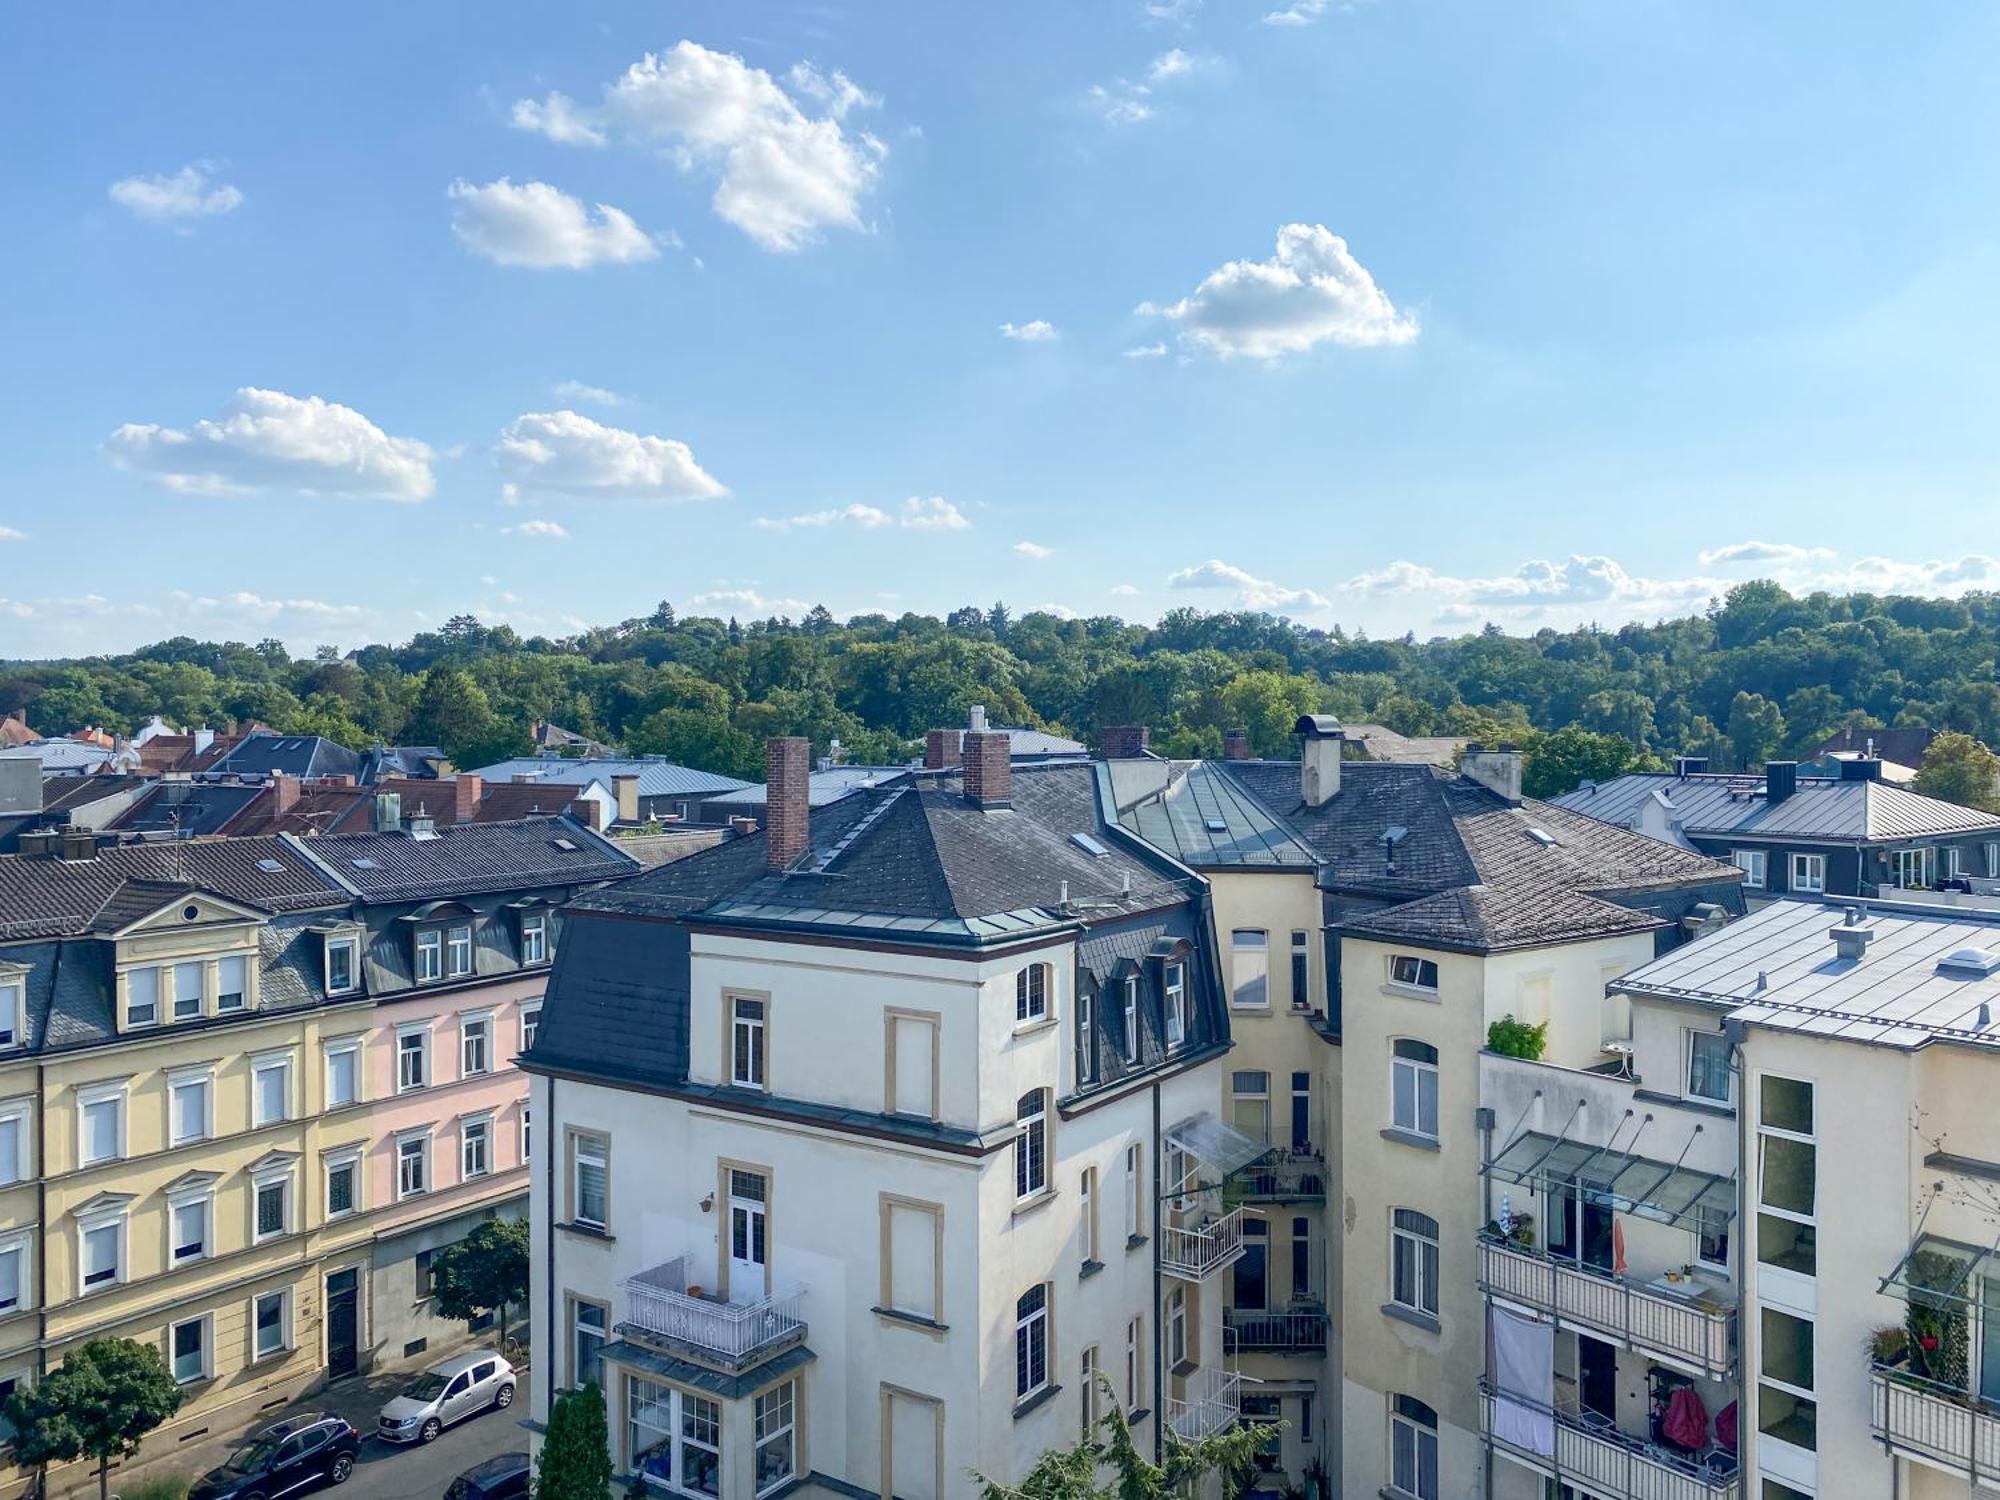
[1869,1324,1910,1370]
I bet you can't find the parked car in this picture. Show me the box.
[445,1451,532,1500]
[377,1349,516,1444]
[190,1414,360,1500]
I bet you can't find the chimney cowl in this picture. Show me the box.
[967,704,988,734]
[1829,917,1876,960]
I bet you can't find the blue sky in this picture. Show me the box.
[5,1,1999,654]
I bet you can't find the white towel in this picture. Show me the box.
[1489,1307,1557,1457]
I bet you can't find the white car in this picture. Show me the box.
[377,1350,516,1445]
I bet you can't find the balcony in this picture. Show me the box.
[1480,1386,1739,1500]
[1224,1302,1328,1355]
[1872,1366,2000,1485]
[619,1254,806,1372]
[1161,1207,1245,1281]
[1480,1235,1735,1380]
[1166,1365,1243,1441]
[1235,1148,1327,1204]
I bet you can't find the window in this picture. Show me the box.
[521,1107,533,1165]
[1697,1204,1730,1270]
[397,1134,428,1199]
[1166,1285,1187,1367]
[0,979,20,1047]
[1292,1215,1313,1300]
[254,1174,290,1241]
[1230,929,1269,1008]
[522,1004,542,1054]
[521,912,549,965]
[461,1014,491,1076]
[1242,1394,1283,1472]
[1390,1040,1439,1140]
[1234,1216,1269,1311]
[678,1391,721,1497]
[79,1086,123,1166]
[1016,964,1048,1024]
[1079,1347,1100,1435]
[1390,1395,1439,1500]
[326,1040,361,1109]
[1015,1284,1050,1400]
[1758,1307,1818,1451]
[446,925,474,978]
[571,1132,609,1229]
[732,996,767,1089]
[1896,847,1937,889]
[172,961,204,1020]
[171,1316,207,1384]
[462,1118,491,1179]
[168,1071,211,1146]
[1391,1209,1440,1320]
[1290,930,1310,1009]
[1124,1144,1143,1242]
[627,1375,672,1485]
[170,1195,209,1264]
[325,937,358,995]
[397,1027,428,1091]
[1943,845,1964,879]
[1164,962,1188,1048]
[571,1299,607,1388]
[1231,1069,1271,1144]
[125,965,160,1027]
[81,1217,121,1290]
[252,1055,291,1127]
[252,1289,288,1358]
[1733,849,1768,889]
[1988,842,2000,880]
[1125,1317,1143,1410]
[1015,1090,1048,1199]
[326,1152,360,1218]
[0,1104,23,1186]
[1687,1030,1732,1103]
[1076,984,1095,1084]
[1121,976,1141,1064]
[1078,1167,1099,1266]
[1789,853,1825,894]
[1390,955,1439,992]
[1757,1075,1816,1277]
[0,1238,26,1314]
[754,1380,796,1494]
[1291,1071,1312,1152]
[416,930,443,983]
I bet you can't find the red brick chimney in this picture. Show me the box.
[454,773,483,821]
[963,731,1012,809]
[766,737,810,869]
[924,729,964,770]
[1098,725,1150,760]
[1223,728,1251,761]
[568,796,605,831]
[270,773,301,818]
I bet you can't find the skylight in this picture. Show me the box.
[1938,946,2000,977]
[1070,832,1110,857]
[551,838,579,852]
[1526,827,1560,847]
[350,857,379,870]
[1203,819,1228,834]
[255,858,285,873]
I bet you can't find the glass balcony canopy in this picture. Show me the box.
[1482,1130,1737,1230]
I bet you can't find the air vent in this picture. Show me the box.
[1937,946,2000,977]
[1203,819,1228,834]
[1070,832,1111,857]
[1381,825,1408,846]
[1526,827,1559,847]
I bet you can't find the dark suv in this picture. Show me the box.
[190,1414,361,1500]
[445,1452,531,1500]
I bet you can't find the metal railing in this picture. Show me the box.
[1161,1207,1245,1280]
[1166,1365,1243,1441]
[1872,1365,2000,1484]
[1480,1386,1739,1500]
[1235,1149,1328,1203]
[620,1254,806,1370]
[1224,1303,1328,1354]
[1479,1235,1735,1379]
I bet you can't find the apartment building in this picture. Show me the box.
[524,735,1251,1498]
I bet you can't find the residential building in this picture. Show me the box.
[467,756,757,826]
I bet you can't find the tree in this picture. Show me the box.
[5,1338,183,1500]
[1913,731,2000,813]
[975,1377,1274,1499]
[1726,691,1786,770]
[1521,726,1638,799]
[429,1217,530,1346]
[535,1383,613,1500]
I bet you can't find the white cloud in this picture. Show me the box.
[1145,223,1417,359]
[552,380,628,407]
[1144,0,1202,17]
[502,519,571,539]
[1123,342,1168,359]
[1147,49,1199,83]
[1030,602,1079,620]
[106,388,435,501]
[754,504,893,531]
[1168,559,1333,612]
[170,589,371,625]
[1343,555,1717,612]
[0,526,26,542]
[514,41,887,253]
[495,410,726,503]
[690,586,814,616]
[1109,583,1141,596]
[898,496,970,530]
[1263,0,1330,24]
[1000,320,1059,342]
[448,178,660,269]
[108,163,243,227]
[1086,84,1154,126]
[1697,540,1835,567]
[1013,541,1055,560]
[1811,554,2000,593]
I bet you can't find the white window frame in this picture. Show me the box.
[731,995,767,1090]
[521,1105,533,1165]
[1123,1143,1142,1243]
[1166,1284,1187,1366]
[1079,1345,1100,1435]
[460,1011,493,1078]
[521,1003,542,1055]
[1290,929,1312,1010]
[324,935,359,996]
[460,1115,493,1180]
[324,1037,362,1110]
[1164,961,1188,1048]
[250,1050,294,1128]
[1076,984,1095,1085]
[169,1312,210,1385]
[396,1131,430,1201]
[1756,1072,1817,1278]
[325,1147,363,1220]
[446,923,475,979]
[1015,1283,1051,1401]
[1232,1069,1272,1144]
[1015,1089,1048,1200]
[0,1229,34,1316]
[1987,841,2000,880]
[1078,1166,1099,1266]
[1125,1316,1143,1410]
[753,1379,797,1496]
[415,929,443,984]
[77,1082,127,1167]
[1389,954,1439,993]
[1121,975,1140,1064]
[251,1165,294,1244]
[1390,1041,1439,1140]
[169,959,205,1022]
[1789,853,1825,894]
[167,1188,212,1266]
[166,1066,215,1148]
[1896,846,1938,888]
[521,911,550,965]
[251,1288,291,1361]
[1230,929,1270,1009]
[1391,1208,1441,1320]
[0,978,21,1049]
[215,953,249,1013]
[78,1209,126,1293]
[396,1022,430,1093]
[124,965,160,1028]
[1757,1305,1819,1455]
[1733,849,1768,889]
[1687,1030,1733,1104]
[1016,964,1049,1025]
[570,1131,609,1229]
[1390,1396,1440,1500]
[0,1099,28,1186]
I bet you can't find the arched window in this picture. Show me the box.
[1015,1090,1048,1199]
[1015,1284,1050,1399]
[1390,1209,1439,1318]
[1389,1394,1438,1499]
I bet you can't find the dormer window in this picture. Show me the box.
[446,925,474,979]
[171,961,203,1021]
[125,967,160,1028]
[521,912,549,965]
[0,977,20,1048]
[325,937,358,996]
[217,955,248,1013]
[416,931,443,984]
[1164,961,1188,1049]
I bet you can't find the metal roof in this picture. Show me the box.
[1552,772,2000,843]
[1105,759,1320,869]
[467,756,756,799]
[705,767,911,808]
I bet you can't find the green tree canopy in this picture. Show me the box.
[535,1383,613,1500]
[975,1377,1274,1499]
[429,1217,530,1346]
[4,1338,184,1500]
[1912,730,2000,813]
[1521,726,1641,799]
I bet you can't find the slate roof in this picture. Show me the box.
[704,767,913,810]
[205,732,363,782]
[0,835,344,942]
[109,781,267,837]
[1550,772,2000,843]
[466,756,755,800]
[0,741,121,773]
[40,773,150,814]
[294,815,639,903]
[1343,723,1471,768]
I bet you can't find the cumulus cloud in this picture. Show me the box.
[1698,540,1835,567]
[495,410,726,503]
[1123,342,1169,359]
[1263,0,1329,24]
[0,526,26,542]
[106,388,435,501]
[1000,320,1059,342]
[1109,583,1141,596]
[448,179,660,269]
[1030,603,1079,620]
[108,163,243,227]
[1013,541,1055,559]
[1088,49,1206,127]
[898,496,970,530]
[1168,559,1333,612]
[1344,555,1717,612]
[690,586,814,616]
[512,41,888,252]
[552,380,628,407]
[1147,49,1199,83]
[502,519,571,539]
[754,504,893,531]
[1819,554,2000,593]
[1143,223,1417,359]
[1144,0,1202,18]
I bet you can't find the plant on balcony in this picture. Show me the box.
[1904,1248,1972,1392]
[1868,1324,1909,1368]
[1486,1015,1549,1061]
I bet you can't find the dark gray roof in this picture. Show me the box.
[705,767,912,809]
[1105,761,1320,869]
[206,732,363,782]
[0,835,344,942]
[294,816,639,903]
[525,912,691,1083]
[1550,772,2000,842]
[109,781,266,837]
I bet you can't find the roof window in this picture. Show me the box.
[1526,827,1560,847]
[1070,832,1110,857]
[1938,946,2000,977]
[255,858,286,873]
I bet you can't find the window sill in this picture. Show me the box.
[1380,1302,1441,1335]
[1011,1017,1058,1039]
[1126,1234,1149,1253]
[1012,1383,1063,1421]
[1379,1127,1440,1153]
[1126,1406,1151,1426]
[1170,1359,1199,1379]
[1078,1259,1105,1281]
[1011,1187,1058,1220]
[1381,983,1441,1002]
[1229,1004,1273,1016]
[558,1221,615,1242]
[871,1306,949,1335]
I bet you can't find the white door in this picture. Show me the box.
[887,1392,939,1500]
[728,1169,768,1303]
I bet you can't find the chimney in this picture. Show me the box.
[766,737,811,869]
[924,729,964,770]
[192,727,215,756]
[409,809,439,841]
[1765,761,1798,804]
[728,815,758,837]
[1295,715,1345,808]
[1098,725,1150,760]
[963,731,1013,809]
[17,829,60,858]
[61,827,99,861]
[270,773,301,819]
[1830,909,1875,961]
[1222,728,1251,762]
[454,774,483,821]
[567,797,606,832]
[1673,755,1708,777]
[1461,742,1524,805]
[373,791,402,834]
[612,774,641,825]
[1840,756,1883,783]
[968,705,989,734]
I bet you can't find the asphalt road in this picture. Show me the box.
[341,1397,528,1500]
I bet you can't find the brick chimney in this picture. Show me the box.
[1223,728,1251,761]
[568,796,606,831]
[1098,725,1150,760]
[766,737,810,869]
[924,729,964,770]
[454,774,483,821]
[963,731,1012,809]
[270,773,301,819]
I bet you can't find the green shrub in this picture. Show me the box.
[121,1475,192,1500]
[1487,1015,1549,1060]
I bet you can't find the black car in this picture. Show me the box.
[190,1414,361,1500]
[445,1451,531,1500]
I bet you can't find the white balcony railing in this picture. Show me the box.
[1481,1387,1739,1500]
[1480,1236,1735,1379]
[1161,1207,1245,1281]
[620,1255,806,1370]
[1167,1365,1243,1441]
[1873,1367,2000,1485]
